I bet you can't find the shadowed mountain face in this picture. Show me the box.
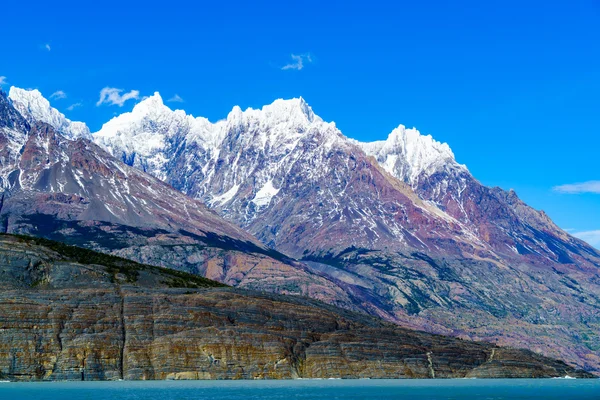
[0,234,593,381]
[85,92,600,373]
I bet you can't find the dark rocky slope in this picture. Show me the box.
[0,234,592,381]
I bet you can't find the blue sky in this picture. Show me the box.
[1,0,599,247]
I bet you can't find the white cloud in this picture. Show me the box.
[0,76,7,86]
[553,181,600,194]
[167,94,184,103]
[96,87,140,107]
[66,103,82,111]
[571,230,600,249]
[282,53,313,71]
[45,44,51,51]
[50,90,67,100]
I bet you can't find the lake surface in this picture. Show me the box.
[1,379,599,400]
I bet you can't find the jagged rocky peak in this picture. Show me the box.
[94,95,342,182]
[97,92,180,133]
[0,90,31,190]
[94,92,217,179]
[359,124,467,184]
[225,97,324,131]
[256,96,319,123]
[139,91,165,108]
[95,91,211,140]
[0,90,29,132]
[128,92,177,117]
[7,87,91,140]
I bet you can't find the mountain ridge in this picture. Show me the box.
[8,87,92,140]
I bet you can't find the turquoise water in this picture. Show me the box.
[1,379,599,399]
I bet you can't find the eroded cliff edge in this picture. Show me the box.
[0,235,592,380]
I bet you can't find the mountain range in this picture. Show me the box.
[3,87,600,374]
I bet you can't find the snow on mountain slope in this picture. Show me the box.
[8,87,91,140]
[0,91,31,189]
[94,92,222,180]
[95,95,349,221]
[93,93,485,257]
[95,94,467,217]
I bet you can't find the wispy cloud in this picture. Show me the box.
[50,90,67,100]
[0,76,7,86]
[282,53,313,71]
[66,103,82,111]
[167,94,184,103]
[571,230,600,249]
[553,181,600,194]
[96,87,140,107]
[44,44,51,51]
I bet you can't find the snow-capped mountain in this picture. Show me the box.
[0,88,31,189]
[357,125,467,186]
[95,94,484,257]
[0,90,352,308]
[359,124,588,264]
[94,92,221,180]
[88,91,600,373]
[93,92,596,263]
[8,87,91,140]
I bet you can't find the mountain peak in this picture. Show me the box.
[9,87,51,118]
[8,86,91,140]
[223,97,323,134]
[9,86,43,101]
[0,89,30,132]
[131,92,168,115]
[227,105,244,123]
[359,124,466,184]
[262,97,318,123]
[387,124,456,161]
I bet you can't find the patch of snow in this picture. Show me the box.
[209,184,240,206]
[252,180,280,207]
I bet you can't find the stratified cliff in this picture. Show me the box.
[0,234,592,381]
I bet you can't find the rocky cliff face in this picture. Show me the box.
[90,92,600,373]
[0,234,592,381]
